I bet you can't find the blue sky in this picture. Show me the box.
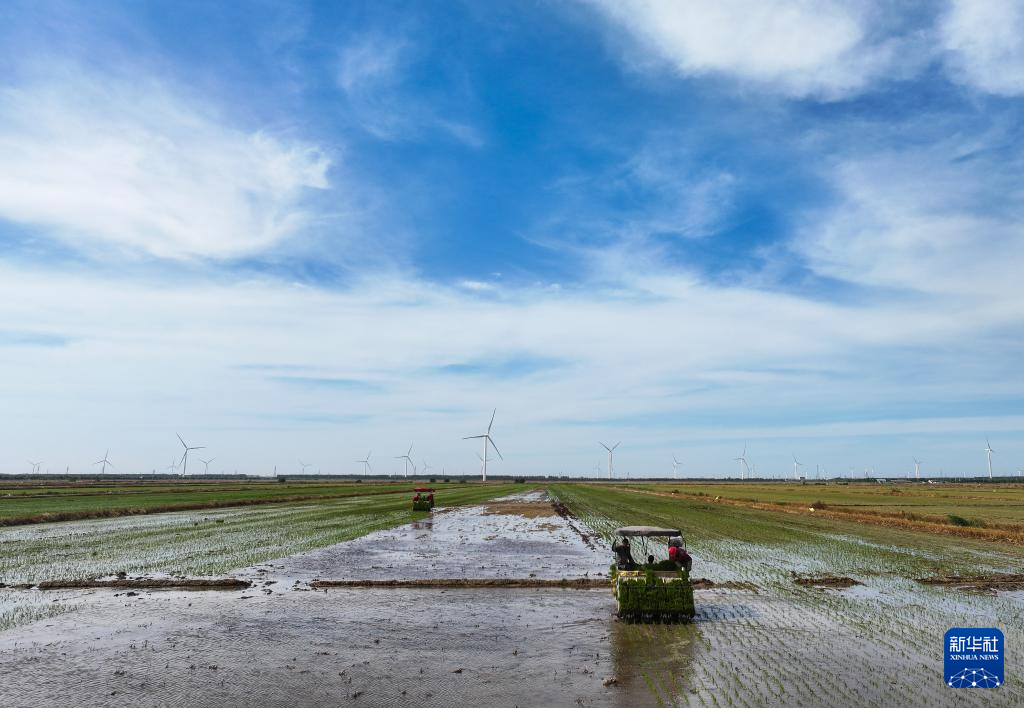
[1,0,1023,478]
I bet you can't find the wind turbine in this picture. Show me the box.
[357,451,372,475]
[176,433,204,477]
[394,445,416,478]
[464,409,502,482]
[985,438,994,480]
[672,455,682,479]
[734,444,750,480]
[93,449,114,475]
[593,463,602,478]
[298,459,313,475]
[422,460,433,476]
[166,457,178,475]
[199,457,215,475]
[792,454,803,480]
[27,460,41,474]
[912,457,922,480]
[599,441,620,479]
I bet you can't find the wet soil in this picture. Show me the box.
[235,491,609,584]
[0,588,632,707]
[793,575,862,589]
[309,578,609,589]
[915,572,1024,592]
[3,492,681,707]
[480,501,555,518]
[35,578,251,591]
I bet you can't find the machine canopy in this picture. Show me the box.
[615,526,682,538]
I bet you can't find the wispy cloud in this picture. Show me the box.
[795,135,1024,307]
[433,355,570,379]
[0,330,72,347]
[336,32,482,146]
[0,68,331,260]
[270,375,384,392]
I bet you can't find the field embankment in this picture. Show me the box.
[619,481,1024,543]
[0,480,477,527]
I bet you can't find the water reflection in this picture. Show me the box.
[609,613,702,707]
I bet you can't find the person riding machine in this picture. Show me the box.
[610,526,695,622]
[412,487,435,512]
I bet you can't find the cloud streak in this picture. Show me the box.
[0,69,331,260]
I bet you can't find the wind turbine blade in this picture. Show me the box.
[488,437,503,460]
[599,442,610,452]
[487,408,496,434]
[612,442,620,450]
[177,433,186,448]
[464,435,486,440]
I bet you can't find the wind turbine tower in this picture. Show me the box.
[93,449,114,475]
[464,409,502,482]
[176,434,204,477]
[599,441,620,479]
[395,445,416,477]
[734,444,750,480]
[985,438,994,480]
[913,457,922,481]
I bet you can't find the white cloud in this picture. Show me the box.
[796,142,1024,315]
[941,0,1024,95]
[580,0,910,98]
[336,33,482,145]
[1,257,1019,476]
[0,71,331,260]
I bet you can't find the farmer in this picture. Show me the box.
[668,537,692,573]
[612,537,636,570]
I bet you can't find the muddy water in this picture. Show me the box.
[0,588,639,707]
[235,491,609,585]
[0,492,679,707]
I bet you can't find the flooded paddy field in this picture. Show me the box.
[551,484,1024,706]
[2,484,1023,706]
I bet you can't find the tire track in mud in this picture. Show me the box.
[552,499,600,550]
